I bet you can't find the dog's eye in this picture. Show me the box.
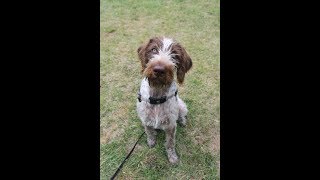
[152,48,157,53]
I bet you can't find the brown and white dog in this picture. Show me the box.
[136,37,192,164]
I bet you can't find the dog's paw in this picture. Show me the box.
[177,116,187,127]
[167,149,179,164]
[169,155,179,164]
[147,138,156,148]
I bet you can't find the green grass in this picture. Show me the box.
[100,0,220,179]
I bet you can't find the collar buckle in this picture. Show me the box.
[149,96,167,104]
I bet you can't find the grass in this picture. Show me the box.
[100,0,220,179]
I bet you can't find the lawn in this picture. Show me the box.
[100,0,220,179]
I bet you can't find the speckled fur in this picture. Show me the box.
[137,79,188,164]
[137,79,188,130]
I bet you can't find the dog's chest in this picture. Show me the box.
[137,79,179,129]
[142,100,179,129]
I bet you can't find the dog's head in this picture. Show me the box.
[137,37,192,87]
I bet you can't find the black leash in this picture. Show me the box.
[110,131,145,180]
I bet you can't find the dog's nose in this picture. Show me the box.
[153,66,165,74]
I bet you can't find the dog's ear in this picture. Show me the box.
[137,44,147,73]
[137,37,161,73]
[172,43,192,84]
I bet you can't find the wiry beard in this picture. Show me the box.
[147,77,172,89]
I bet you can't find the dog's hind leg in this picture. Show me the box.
[177,97,188,126]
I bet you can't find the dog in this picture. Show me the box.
[136,36,192,164]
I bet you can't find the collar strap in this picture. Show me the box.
[137,90,178,105]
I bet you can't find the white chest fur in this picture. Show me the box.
[137,79,179,129]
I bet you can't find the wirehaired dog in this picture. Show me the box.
[136,37,192,164]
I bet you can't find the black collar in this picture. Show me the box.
[137,90,178,105]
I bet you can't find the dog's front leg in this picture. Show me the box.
[165,125,179,164]
[144,126,157,148]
